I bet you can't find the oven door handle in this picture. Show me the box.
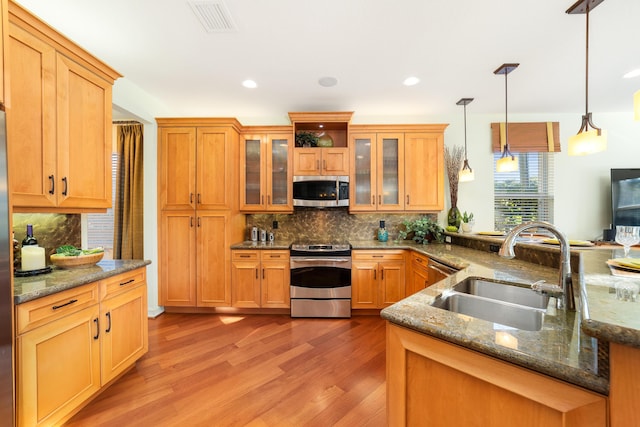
[291,258,351,263]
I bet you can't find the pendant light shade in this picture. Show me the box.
[634,90,640,121]
[457,98,475,182]
[567,0,607,156]
[494,63,519,173]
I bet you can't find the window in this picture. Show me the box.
[494,152,554,231]
[86,153,118,258]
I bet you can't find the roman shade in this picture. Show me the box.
[491,122,561,153]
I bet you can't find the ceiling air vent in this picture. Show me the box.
[188,0,237,33]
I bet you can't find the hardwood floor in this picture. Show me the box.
[65,313,387,426]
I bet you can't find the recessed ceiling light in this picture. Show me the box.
[242,79,257,88]
[403,76,420,86]
[318,76,338,87]
[623,69,640,79]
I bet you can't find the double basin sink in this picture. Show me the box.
[430,277,550,331]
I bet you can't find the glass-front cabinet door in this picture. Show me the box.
[377,134,404,211]
[240,136,263,210]
[350,134,376,212]
[240,133,292,212]
[266,134,292,212]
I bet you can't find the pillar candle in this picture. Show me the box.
[21,246,45,271]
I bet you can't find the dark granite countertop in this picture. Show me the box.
[350,238,621,395]
[231,241,292,250]
[14,259,152,304]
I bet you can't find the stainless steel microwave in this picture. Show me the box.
[293,176,349,208]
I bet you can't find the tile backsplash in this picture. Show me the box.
[247,208,435,242]
[13,213,81,266]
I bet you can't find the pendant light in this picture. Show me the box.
[634,90,640,121]
[457,98,475,182]
[567,0,607,156]
[494,63,519,173]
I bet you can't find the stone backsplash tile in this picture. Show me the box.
[13,213,81,265]
[247,208,435,243]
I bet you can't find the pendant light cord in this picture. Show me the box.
[585,3,590,117]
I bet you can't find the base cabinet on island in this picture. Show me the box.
[15,268,148,427]
[386,323,607,427]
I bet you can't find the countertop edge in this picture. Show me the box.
[14,259,152,304]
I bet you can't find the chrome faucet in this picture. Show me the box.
[499,221,576,311]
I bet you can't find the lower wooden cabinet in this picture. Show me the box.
[16,268,148,427]
[231,250,290,308]
[407,252,429,296]
[352,250,406,309]
[387,322,607,427]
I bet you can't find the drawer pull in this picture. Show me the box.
[52,299,78,310]
[120,279,135,286]
[415,258,423,263]
[93,318,100,340]
[239,255,251,258]
[105,312,112,333]
[373,255,383,258]
[268,255,281,258]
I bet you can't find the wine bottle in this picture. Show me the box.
[22,224,38,246]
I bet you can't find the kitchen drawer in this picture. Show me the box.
[411,252,429,267]
[100,268,146,300]
[232,250,259,261]
[353,250,406,261]
[16,283,99,335]
[261,251,289,261]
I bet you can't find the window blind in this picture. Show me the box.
[494,152,554,231]
[86,153,118,251]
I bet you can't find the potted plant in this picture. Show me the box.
[461,211,474,233]
[295,131,318,147]
[397,217,444,244]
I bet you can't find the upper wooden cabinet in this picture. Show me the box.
[6,3,121,212]
[293,147,349,176]
[157,119,241,211]
[239,127,293,213]
[349,125,447,213]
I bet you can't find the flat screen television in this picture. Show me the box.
[611,168,640,236]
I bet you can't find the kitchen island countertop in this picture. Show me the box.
[14,259,151,304]
[351,237,639,395]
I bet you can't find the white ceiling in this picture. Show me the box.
[13,0,640,122]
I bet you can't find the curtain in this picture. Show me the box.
[113,122,144,259]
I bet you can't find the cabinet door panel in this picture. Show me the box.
[231,260,261,308]
[322,147,349,175]
[350,134,376,211]
[197,213,230,306]
[351,261,378,308]
[101,284,148,383]
[380,261,406,306]
[159,128,196,210]
[377,134,404,211]
[56,54,112,208]
[261,260,290,308]
[405,133,444,211]
[159,212,196,306]
[6,23,57,208]
[293,148,321,175]
[197,128,232,210]
[17,305,100,427]
[267,135,292,210]
[240,137,264,210]
[409,262,429,296]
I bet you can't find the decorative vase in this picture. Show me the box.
[377,220,388,242]
[447,207,462,228]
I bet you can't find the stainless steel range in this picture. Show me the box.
[290,242,352,318]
